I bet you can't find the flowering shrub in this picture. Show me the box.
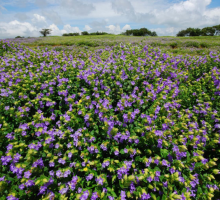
[0,39,220,200]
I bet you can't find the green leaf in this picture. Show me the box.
[197,186,202,195]
[120,149,124,154]
[186,152,190,162]
[160,149,169,158]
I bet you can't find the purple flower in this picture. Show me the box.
[6,196,19,200]
[5,106,10,110]
[141,193,151,200]
[155,171,161,177]
[120,190,126,200]
[24,171,32,179]
[19,184,25,190]
[0,176,5,181]
[114,150,119,156]
[49,162,55,167]
[38,185,47,195]
[56,170,62,178]
[96,177,104,185]
[163,181,168,187]
[58,158,66,165]
[49,170,54,177]
[147,176,153,183]
[59,187,68,195]
[190,181,197,188]
[91,192,99,200]
[78,187,82,193]
[202,158,208,164]
[25,180,35,187]
[86,174,93,181]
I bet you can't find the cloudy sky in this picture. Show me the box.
[0,0,220,39]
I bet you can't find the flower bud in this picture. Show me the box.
[128,175,135,182]
[148,184,154,189]
[213,169,219,174]
[207,193,214,198]
[209,187,214,193]
[209,161,217,167]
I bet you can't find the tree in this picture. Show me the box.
[81,31,89,35]
[177,30,187,37]
[151,31,157,36]
[201,27,215,36]
[211,25,220,36]
[39,29,52,37]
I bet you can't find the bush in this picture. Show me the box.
[200,42,210,48]
[169,42,179,48]
[15,36,24,38]
[185,41,200,48]
[77,41,99,47]
[81,31,89,35]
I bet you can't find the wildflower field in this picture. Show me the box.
[0,38,220,200]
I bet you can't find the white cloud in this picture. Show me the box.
[1,0,220,38]
[84,25,92,31]
[0,20,40,38]
[63,24,81,33]
[32,14,47,22]
[14,13,29,22]
[60,0,95,16]
[150,27,178,36]
[35,0,48,8]
[122,24,131,31]
[41,10,63,25]
[0,19,82,39]
[31,14,47,27]
[105,24,131,34]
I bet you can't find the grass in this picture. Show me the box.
[6,35,220,58]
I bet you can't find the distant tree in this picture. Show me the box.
[177,28,202,37]
[81,31,89,35]
[151,31,157,36]
[177,30,187,37]
[124,28,157,36]
[119,32,126,35]
[202,27,216,36]
[15,36,24,38]
[139,28,152,36]
[213,25,220,36]
[39,29,52,37]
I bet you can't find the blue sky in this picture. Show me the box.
[0,0,220,39]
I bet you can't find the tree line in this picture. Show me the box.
[120,28,157,36]
[177,25,220,37]
[63,31,110,36]
[37,28,158,37]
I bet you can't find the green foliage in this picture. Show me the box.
[39,29,52,37]
[0,40,220,199]
[185,41,200,48]
[201,27,215,36]
[200,42,210,48]
[81,31,89,35]
[177,24,220,37]
[77,40,99,47]
[123,27,158,36]
[15,36,24,38]
[169,41,179,48]
[62,33,80,36]
[89,31,109,35]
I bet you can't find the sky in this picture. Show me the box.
[0,0,220,39]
